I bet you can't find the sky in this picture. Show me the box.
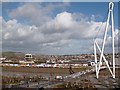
[1,2,119,55]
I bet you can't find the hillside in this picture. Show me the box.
[1,51,25,60]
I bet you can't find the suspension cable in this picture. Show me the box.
[93,10,109,42]
[84,8,109,54]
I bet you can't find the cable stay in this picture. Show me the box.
[82,9,109,54]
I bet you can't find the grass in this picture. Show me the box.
[2,66,91,74]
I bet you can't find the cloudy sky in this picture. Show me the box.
[1,2,119,55]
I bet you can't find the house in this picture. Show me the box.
[25,54,33,61]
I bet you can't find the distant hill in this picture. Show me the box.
[1,51,25,60]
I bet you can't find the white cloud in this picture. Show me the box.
[95,28,118,53]
[55,12,74,28]
[2,3,118,54]
[9,3,70,26]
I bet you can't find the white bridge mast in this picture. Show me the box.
[94,2,115,78]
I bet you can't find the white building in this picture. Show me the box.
[25,54,32,61]
[0,57,6,61]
